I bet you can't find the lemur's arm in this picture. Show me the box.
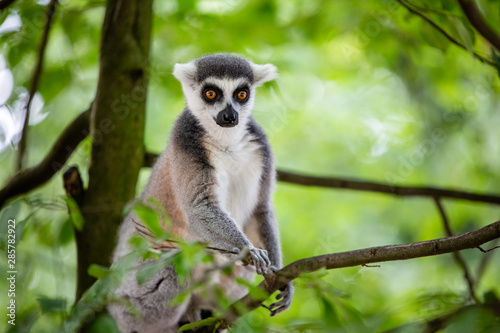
[252,131,294,316]
[253,201,293,315]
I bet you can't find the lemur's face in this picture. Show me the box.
[174,54,277,129]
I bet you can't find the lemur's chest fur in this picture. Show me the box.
[207,134,263,229]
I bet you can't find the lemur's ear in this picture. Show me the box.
[173,62,197,85]
[251,63,278,87]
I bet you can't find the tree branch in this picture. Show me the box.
[0,107,90,208]
[433,197,477,303]
[17,0,58,170]
[457,0,500,51]
[397,0,496,67]
[224,220,500,323]
[275,169,500,205]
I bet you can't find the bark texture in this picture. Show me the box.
[76,0,152,299]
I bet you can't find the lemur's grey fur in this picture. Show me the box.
[194,54,254,82]
[108,54,293,333]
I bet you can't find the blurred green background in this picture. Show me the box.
[0,0,499,332]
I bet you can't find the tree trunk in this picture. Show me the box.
[76,0,152,299]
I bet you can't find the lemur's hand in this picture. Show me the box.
[235,246,271,275]
[268,282,294,316]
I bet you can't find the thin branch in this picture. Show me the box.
[0,107,90,208]
[476,238,499,288]
[275,169,500,205]
[17,0,58,170]
[477,245,500,253]
[0,0,16,11]
[396,0,496,67]
[132,218,240,255]
[223,220,500,323]
[458,0,500,51]
[433,197,477,303]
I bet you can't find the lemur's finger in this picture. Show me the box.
[256,250,269,274]
[270,302,290,316]
[253,251,266,274]
[259,250,269,274]
[250,251,263,275]
[276,287,291,300]
[268,297,291,315]
[259,249,271,267]
[276,290,286,300]
[257,249,270,268]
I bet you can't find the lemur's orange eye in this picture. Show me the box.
[205,90,216,99]
[237,91,247,100]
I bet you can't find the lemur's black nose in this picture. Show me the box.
[216,105,239,127]
[223,113,236,123]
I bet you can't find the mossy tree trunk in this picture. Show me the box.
[76,0,153,299]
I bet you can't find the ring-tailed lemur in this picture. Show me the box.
[108,54,293,333]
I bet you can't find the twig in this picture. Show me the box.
[0,0,16,10]
[0,107,90,208]
[476,239,499,283]
[362,264,380,268]
[17,0,58,170]
[458,0,500,51]
[396,0,496,67]
[433,197,477,303]
[132,218,240,255]
[477,245,500,253]
[223,220,500,323]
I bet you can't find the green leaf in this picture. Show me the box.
[483,289,499,303]
[172,242,212,283]
[170,289,191,306]
[235,277,268,300]
[133,202,164,237]
[58,218,75,245]
[136,259,168,285]
[451,16,475,56]
[88,264,112,280]
[320,294,341,328]
[37,297,67,314]
[178,317,220,332]
[65,197,84,231]
[85,312,121,333]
